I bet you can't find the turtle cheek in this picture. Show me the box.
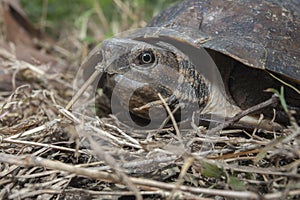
[110,72,175,119]
[108,74,154,118]
[108,57,181,119]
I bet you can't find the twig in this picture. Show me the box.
[0,153,259,199]
[168,156,194,200]
[102,122,140,145]
[9,189,63,199]
[268,72,300,94]
[65,66,103,110]
[87,125,142,149]
[7,119,60,139]
[87,136,143,200]
[206,95,279,135]
[158,93,182,142]
[1,138,87,155]
[63,188,171,197]
[264,190,300,199]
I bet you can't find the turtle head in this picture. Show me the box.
[80,28,233,129]
[82,36,213,124]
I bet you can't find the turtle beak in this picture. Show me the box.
[90,38,148,91]
[82,38,131,79]
[100,38,131,75]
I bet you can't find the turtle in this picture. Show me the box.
[81,0,300,129]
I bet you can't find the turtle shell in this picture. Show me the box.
[147,0,300,82]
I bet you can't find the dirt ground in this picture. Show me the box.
[0,1,299,199]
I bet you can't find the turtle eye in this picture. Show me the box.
[138,51,155,65]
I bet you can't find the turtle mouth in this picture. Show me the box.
[113,74,147,90]
[110,73,176,120]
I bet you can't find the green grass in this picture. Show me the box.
[20,0,178,40]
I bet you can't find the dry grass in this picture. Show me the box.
[0,1,300,200]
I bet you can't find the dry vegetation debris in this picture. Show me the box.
[0,1,299,200]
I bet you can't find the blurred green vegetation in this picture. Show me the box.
[20,0,178,41]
